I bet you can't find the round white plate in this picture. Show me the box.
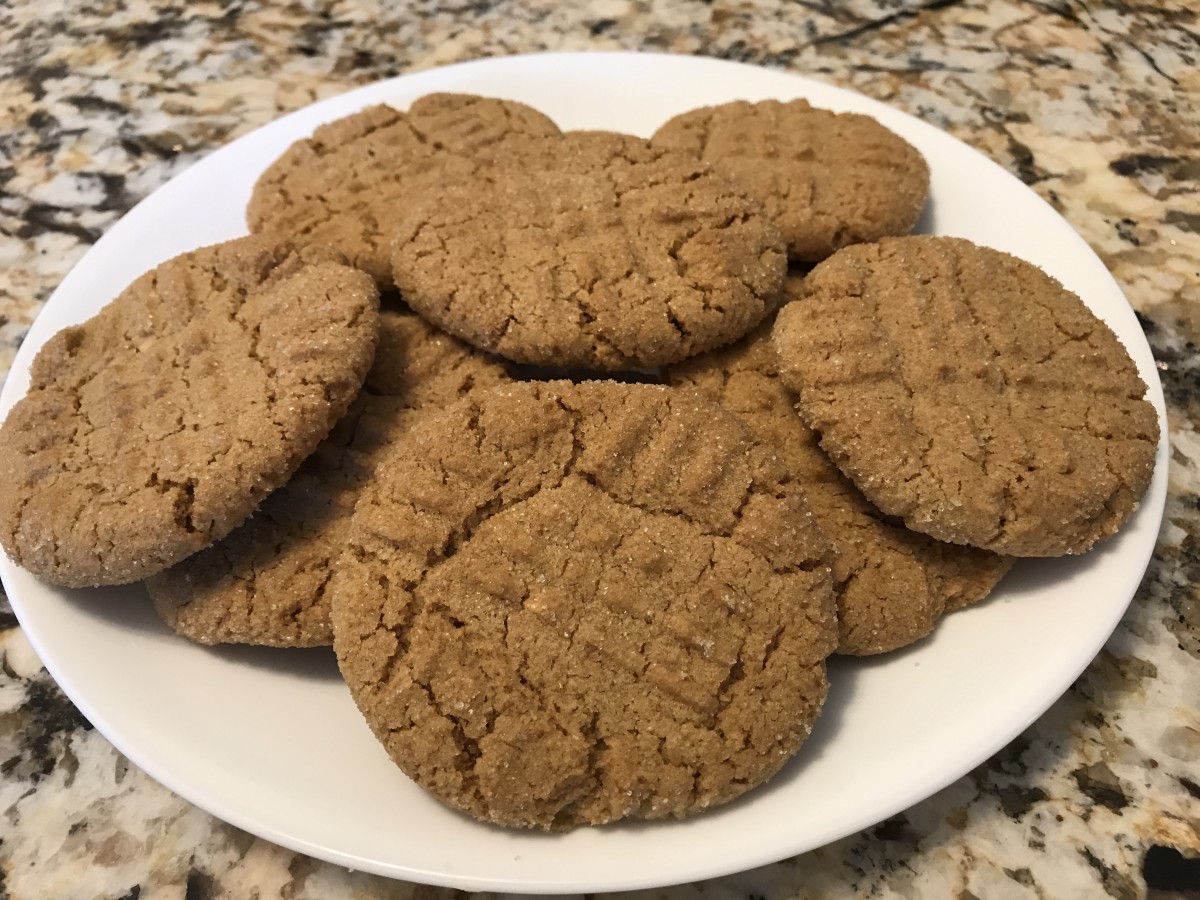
[0,52,1168,892]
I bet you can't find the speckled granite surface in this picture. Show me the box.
[1,1,1198,898]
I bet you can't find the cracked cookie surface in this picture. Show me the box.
[0,235,379,587]
[330,380,836,829]
[772,236,1159,556]
[247,93,561,285]
[651,99,929,262]
[668,312,1012,655]
[390,130,788,370]
[146,307,510,646]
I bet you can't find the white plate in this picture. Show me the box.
[0,52,1168,892]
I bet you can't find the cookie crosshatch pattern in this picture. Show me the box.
[390,130,788,370]
[652,98,930,262]
[332,381,837,829]
[667,314,1014,656]
[772,236,1160,557]
[0,237,380,588]
[248,94,562,286]
[146,308,512,647]
[0,1,1197,898]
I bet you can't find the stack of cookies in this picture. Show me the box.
[0,92,1159,831]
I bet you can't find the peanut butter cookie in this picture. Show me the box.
[772,236,1159,556]
[331,381,836,829]
[652,99,929,262]
[247,93,561,285]
[390,131,787,370]
[0,236,379,587]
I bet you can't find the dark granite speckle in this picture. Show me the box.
[1080,847,1141,900]
[1165,209,1200,234]
[1,677,93,784]
[996,784,1048,819]
[1072,762,1131,815]
[1143,844,1200,893]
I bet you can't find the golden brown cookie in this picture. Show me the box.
[667,314,1012,655]
[651,99,929,262]
[146,308,510,646]
[331,381,836,829]
[772,236,1160,557]
[247,93,562,285]
[0,236,379,588]
[390,130,788,370]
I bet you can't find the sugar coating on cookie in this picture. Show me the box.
[772,236,1160,557]
[668,313,1012,655]
[652,99,929,263]
[331,381,836,829]
[146,308,510,646]
[390,130,788,370]
[247,93,562,285]
[0,235,380,587]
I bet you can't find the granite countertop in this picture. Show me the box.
[1,1,1198,897]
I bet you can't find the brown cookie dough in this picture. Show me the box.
[772,236,1160,557]
[390,130,788,370]
[0,235,380,588]
[247,93,562,285]
[331,381,836,829]
[146,308,510,646]
[667,313,1012,655]
[651,99,930,262]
